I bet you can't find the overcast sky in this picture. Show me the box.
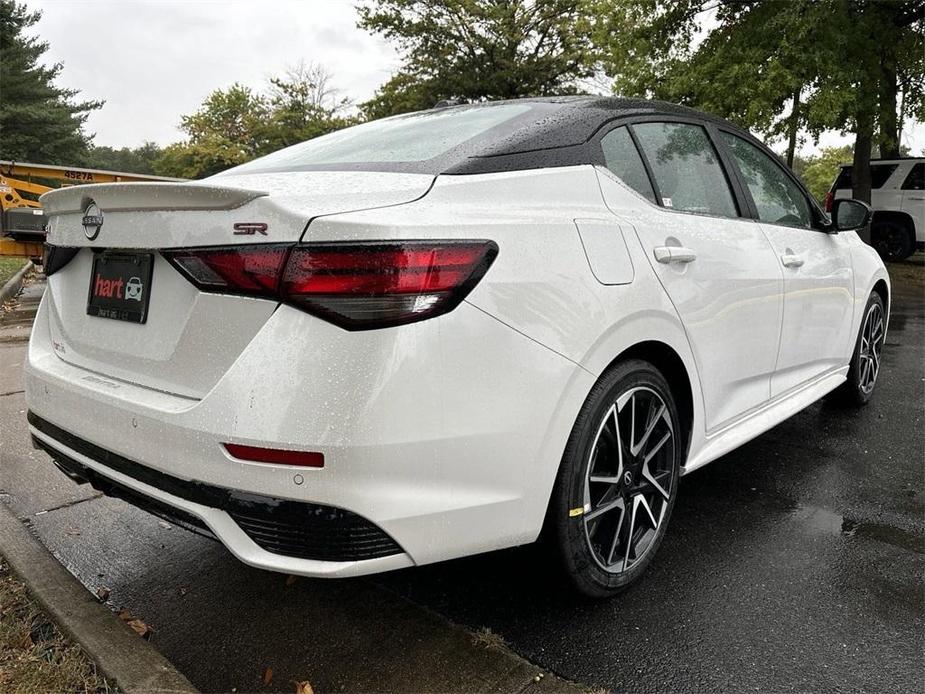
[26,0,925,155]
[28,0,401,147]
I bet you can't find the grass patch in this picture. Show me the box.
[0,556,115,694]
[0,258,28,288]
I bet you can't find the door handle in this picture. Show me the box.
[781,253,804,268]
[654,246,697,264]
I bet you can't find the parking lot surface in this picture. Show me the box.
[1,258,922,693]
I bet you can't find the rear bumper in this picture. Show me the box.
[29,416,411,577]
[30,412,404,562]
[25,292,593,576]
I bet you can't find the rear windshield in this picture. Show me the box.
[220,104,533,176]
[833,163,898,190]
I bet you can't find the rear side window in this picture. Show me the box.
[721,132,812,229]
[902,163,924,190]
[632,122,738,218]
[832,167,852,190]
[873,164,899,187]
[833,164,899,190]
[600,127,656,203]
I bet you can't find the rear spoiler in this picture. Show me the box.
[40,182,268,215]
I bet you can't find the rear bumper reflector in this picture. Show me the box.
[224,442,324,468]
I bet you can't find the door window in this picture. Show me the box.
[600,127,656,203]
[902,163,924,190]
[721,132,812,229]
[632,122,738,217]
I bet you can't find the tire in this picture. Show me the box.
[548,359,682,598]
[872,221,914,261]
[830,292,886,407]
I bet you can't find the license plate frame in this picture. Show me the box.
[86,251,154,324]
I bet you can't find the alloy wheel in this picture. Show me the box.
[858,302,885,394]
[582,386,676,574]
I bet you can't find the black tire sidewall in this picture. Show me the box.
[550,359,682,598]
[873,221,913,261]
[844,292,885,406]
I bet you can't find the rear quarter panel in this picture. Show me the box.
[310,165,705,476]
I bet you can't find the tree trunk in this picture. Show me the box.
[878,43,900,159]
[851,114,873,245]
[852,107,874,209]
[785,88,801,168]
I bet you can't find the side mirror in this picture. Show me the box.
[831,198,872,232]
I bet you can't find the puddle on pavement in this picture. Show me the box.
[789,503,925,554]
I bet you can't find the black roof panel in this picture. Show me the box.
[438,96,733,174]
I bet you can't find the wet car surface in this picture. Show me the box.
[1,258,922,693]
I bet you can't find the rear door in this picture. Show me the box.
[717,131,855,397]
[601,121,783,432]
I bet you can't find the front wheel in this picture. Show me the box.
[831,292,886,407]
[548,360,682,598]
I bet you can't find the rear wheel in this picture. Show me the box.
[872,221,914,261]
[831,292,886,407]
[549,360,682,598]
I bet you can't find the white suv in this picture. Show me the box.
[827,158,924,260]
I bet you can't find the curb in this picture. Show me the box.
[0,260,33,305]
[0,501,198,694]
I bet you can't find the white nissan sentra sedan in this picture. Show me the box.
[26,97,888,597]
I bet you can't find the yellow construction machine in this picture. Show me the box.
[0,160,183,259]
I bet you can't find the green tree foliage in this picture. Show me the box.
[818,1,923,202]
[155,64,355,179]
[0,0,102,163]
[82,142,162,175]
[794,145,853,202]
[266,61,355,148]
[357,0,596,119]
[155,84,270,178]
[594,0,924,201]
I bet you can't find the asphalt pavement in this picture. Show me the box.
[1,257,922,694]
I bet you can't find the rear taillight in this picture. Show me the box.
[824,191,834,213]
[163,241,497,330]
[162,245,289,296]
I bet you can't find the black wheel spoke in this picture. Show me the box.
[583,386,676,574]
[858,303,885,395]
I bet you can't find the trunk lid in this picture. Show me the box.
[40,171,434,398]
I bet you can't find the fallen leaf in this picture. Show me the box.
[262,666,274,685]
[128,618,152,638]
[292,681,314,694]
[118,608,154,639]
[285,575,297,587]
[95,586,111,602]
